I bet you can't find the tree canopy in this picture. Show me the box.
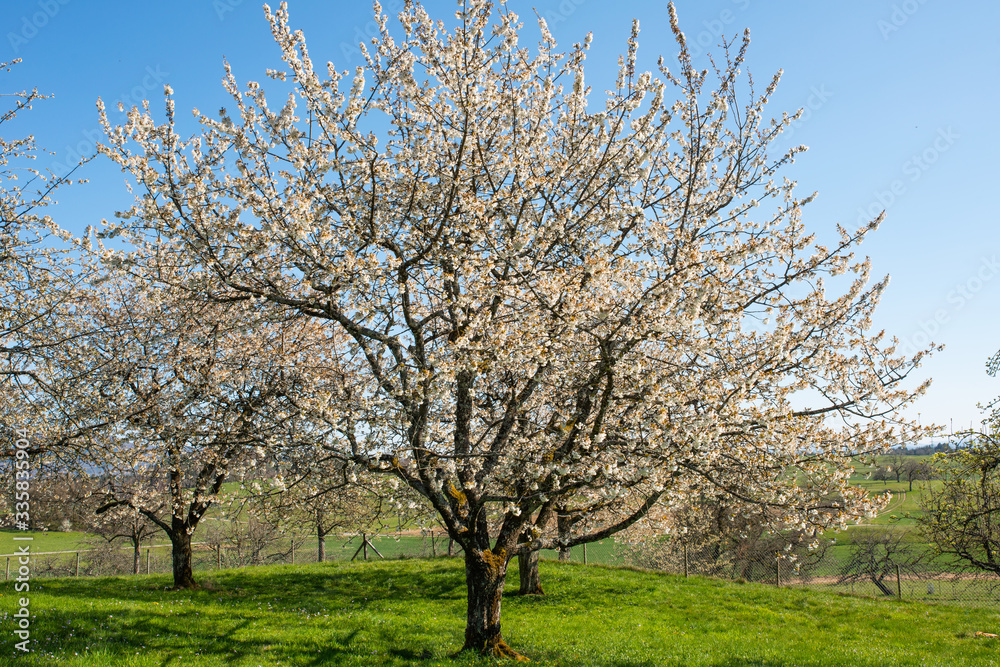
[86,0,931,657]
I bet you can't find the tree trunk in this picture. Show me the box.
[317,524,327,563]
[557,511,572,562]
[460,548,526,660]
[170,531,197,589]
[517,548,543,595]
[870,573,894,596]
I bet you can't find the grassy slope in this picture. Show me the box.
[3,559,998,666]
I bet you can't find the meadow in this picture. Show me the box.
[3,558,999,666]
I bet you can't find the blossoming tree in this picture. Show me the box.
[97,1,930,656]
[0,59,95,460]
[65,273,329,589]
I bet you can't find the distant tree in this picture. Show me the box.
[252,457,403,564]
[900,459,932,492]
[918,425,1000,577]
[886,454,904,483]
[837,528,925,596]
[90,504,160,575]
[872,466,892,487]
[621,498,831,581]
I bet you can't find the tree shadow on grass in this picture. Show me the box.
[35,559,467,606]
[27,561,474,665]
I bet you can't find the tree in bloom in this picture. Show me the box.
[97,1,931,656]
[60,272,330,589]
[0,59,94,461]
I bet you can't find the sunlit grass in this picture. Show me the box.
[4,558,998,666]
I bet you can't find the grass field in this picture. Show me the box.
[3,558,998,666]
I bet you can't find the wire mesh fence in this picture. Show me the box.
[1,529,463,580]
[5,529,998,610]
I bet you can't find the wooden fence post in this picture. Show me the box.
[5,557,9,580]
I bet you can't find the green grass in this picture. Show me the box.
[4,558,999,666]
[0,530,103,556]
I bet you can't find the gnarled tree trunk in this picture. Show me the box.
[461,547,526,660]
[170,530,197,589]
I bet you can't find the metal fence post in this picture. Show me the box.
[75,552,80,577]
[896,564,901,599]
[5,557,9,580]
[683,544,689,578]
[775,559,780,587]
[290,542,294,565]
[146,549,151,575]
[217,547,222,570]
[583,543,588,565]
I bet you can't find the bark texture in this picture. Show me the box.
[517,547,543,595]
[170,530,197,589]
[461,548,527,660]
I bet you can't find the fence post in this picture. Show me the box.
[75,552,80,577]
[217,547,222,570]
[683,544,688,578]
[146,549,151,575]
[896,564,901,599]
[583,543,588,565]
[5,557,9,580]
[775,559,780,588]
[290,542,294,565]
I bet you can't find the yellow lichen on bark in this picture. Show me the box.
[480,547,507,575]
[445,480,467,505]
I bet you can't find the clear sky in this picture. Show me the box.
[4,0,999,439]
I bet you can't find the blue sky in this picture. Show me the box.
[4,0,999,438]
